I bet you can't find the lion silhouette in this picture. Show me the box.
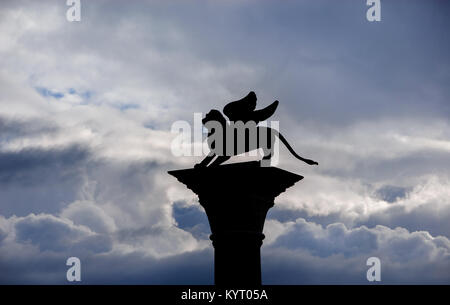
[195,108,318,168]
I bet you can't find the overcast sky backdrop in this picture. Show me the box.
[1,0,449,284]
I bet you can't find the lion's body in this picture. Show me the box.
[207,123,275,157]
[195,109,318,168]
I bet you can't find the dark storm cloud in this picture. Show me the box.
[270,179,450,239]
[3,214,449,284]
[14,213,112,254]
[0,246,214,285]
[114,226,166,243]
[28,0,448,127]
[357,203,450,239]
[262,218,450,284]
[106,0,450,125]
[0,145,89,184]
[0,228,6,244]
[0,145,90,217]
[262,247,450,284]
[172,201,211,240]
[83,249,214,285]
[375,185,409,203]
[0,116,58,140]
[260,0,450,125]
[267,206,343,226]
[271,221,378,258]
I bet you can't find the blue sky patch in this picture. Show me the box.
[35,87,64,99]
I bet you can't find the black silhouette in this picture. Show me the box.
[168,91,318,286]
[195,91,319,168]
[223,91,279,124]
[169,161,303,285]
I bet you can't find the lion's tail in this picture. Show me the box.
[277,132,319,165]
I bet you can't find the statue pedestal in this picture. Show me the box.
[169,161,302,286]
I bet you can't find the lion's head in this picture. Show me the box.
[202,109,227,126]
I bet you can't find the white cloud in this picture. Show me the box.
[270,218,450,260]
[263,218,450,283]
[274,174,450,238]
[10,213,112,254]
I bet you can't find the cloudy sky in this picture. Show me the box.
[1,0,449,284]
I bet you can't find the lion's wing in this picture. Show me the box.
[223,91,257,121]
[251,100,279,123]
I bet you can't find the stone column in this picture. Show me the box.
[169,161,302,286]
